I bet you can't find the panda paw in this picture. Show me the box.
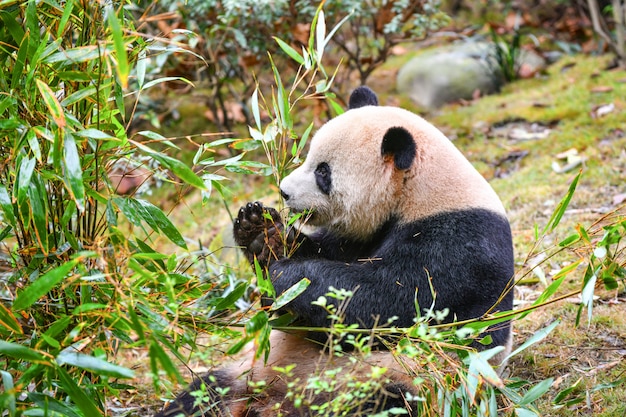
[233,201,286,267]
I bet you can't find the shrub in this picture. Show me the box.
[140,0,449,130]
[0,1,240,415]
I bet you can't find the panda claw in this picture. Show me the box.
[233,201,284,252]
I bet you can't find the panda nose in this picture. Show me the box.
[280,188,290,201]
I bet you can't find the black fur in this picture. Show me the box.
[381,127,417,170]
[314,162,332,195]
[348,86,379,109]
[232,202,287,268]
[154,371,230,417]
[269,208,514,348]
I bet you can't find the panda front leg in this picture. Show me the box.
[233,201,288,269]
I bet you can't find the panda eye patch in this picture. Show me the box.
[314,162,332,195]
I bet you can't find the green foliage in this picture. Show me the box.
[245,4,347,189]
[0,1,248,415]
[489,25,523,83]
[142,0,448,130]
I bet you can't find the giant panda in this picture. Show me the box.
[154,86,515,417]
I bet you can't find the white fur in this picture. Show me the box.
[280,106,505,241]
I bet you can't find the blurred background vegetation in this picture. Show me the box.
[0,0,624,416]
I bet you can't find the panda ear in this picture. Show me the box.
[381,127,416,171]
[348,86,379,109]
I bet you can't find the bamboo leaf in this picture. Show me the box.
[558,233,580,247]
[324,10,353,48]
[57,71,92,82]
[74,128,119,141]
[245,311,269,335]
[466,350,503,401]
[250,88,262,130]
[36,78,66,129]
[13,259,80,311]
[42,316,71,341]
[0,303,22,334]
[226,335,251,355]
[543,170,580,233]
[16,156,36,206]
[25,0,39,56]
[57,351,135,379]
[0,9,25,43]
[136,199,187,248]
[274,37,304,65]
[113,197,145,229]
[0,185,16,228]
[255,320,272,361]
[149,339,182,383]
[136,130,179,149]
[581,273,597,325]
[132,141,205,189]
[502,319,560,364]
[26,129,42,162]
[327,97,345,116]
[56,0,75,37]
[43,45,103,64]
[210,281,248,311]
[141,76,193,91]
[315,9,326,63]
[56,367,104,417]
[0,340,49,364]
[11,29,29,89]
[519,377,553,405]
[63,132,85,213]
[27,180,49,255]
[0,371,15,415]
[107,9,129,89]
[71,303,108,314]
[515,408,539,417]
[61,84,97,107]
[0,96,14,116]
[552,378,582,404]
[137,49,147,88]
[127,305,146,343]
[27,392,83,417]
[254,258,275,298]
[0,225,12,243]
[272,278,310,311]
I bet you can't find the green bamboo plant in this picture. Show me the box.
[0,1,237,415]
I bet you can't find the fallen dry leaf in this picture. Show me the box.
[590,85,613,93]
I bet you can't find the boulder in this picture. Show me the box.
[396,41,546,109]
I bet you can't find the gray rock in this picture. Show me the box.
[396,41,546,109]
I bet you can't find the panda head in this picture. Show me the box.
[279,86,504,241]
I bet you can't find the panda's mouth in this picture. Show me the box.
[287,207,317,225]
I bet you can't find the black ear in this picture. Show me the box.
[348,86,379,109]
[381,127,416,170]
